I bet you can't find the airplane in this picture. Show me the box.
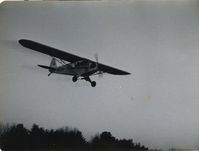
[19,39,130,87]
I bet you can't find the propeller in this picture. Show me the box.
[94,53,103,77]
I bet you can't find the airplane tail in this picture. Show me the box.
[38,58,57,73]
[38,65,55,70]
[50,58,57,68]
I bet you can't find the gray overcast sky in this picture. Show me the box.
[1,1,199,149]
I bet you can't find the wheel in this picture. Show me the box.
[72,76,77,82]
[91,81,96,87]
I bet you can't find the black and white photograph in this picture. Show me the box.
[0,1,199,151]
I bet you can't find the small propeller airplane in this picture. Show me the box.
[19,39,130,87]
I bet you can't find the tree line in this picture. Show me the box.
[0,123,148,150]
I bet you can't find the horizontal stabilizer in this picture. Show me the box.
[38,65,55,70]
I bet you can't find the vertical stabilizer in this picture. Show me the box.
[50,58,57,68]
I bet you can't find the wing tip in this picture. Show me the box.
[121,72,131,75]
[18,39,23,45]
[111,71,131,75]
[18,39,29,46]
[125,72,131,75]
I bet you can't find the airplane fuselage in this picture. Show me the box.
[52,62,98,77]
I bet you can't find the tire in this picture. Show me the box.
[91,81,96,87]
[72,76,77,82]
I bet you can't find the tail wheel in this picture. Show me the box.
[72,76,78,82]
[91,81,96,87]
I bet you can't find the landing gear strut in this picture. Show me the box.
[72,76,78,82]
[72,76,96,87]
[85,77,96,87]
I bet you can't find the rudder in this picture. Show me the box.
[50,58,57,68]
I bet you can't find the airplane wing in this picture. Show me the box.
[19,39,130,75]
[98,63,130,75]
[19,39,84,63]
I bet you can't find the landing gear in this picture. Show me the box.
[91,81,96,87]
[72,76,78,82]
[84,77,96,87]
[48,72,52,76]
[72,76,96,87]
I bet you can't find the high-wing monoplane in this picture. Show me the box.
[19,39,130,87]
